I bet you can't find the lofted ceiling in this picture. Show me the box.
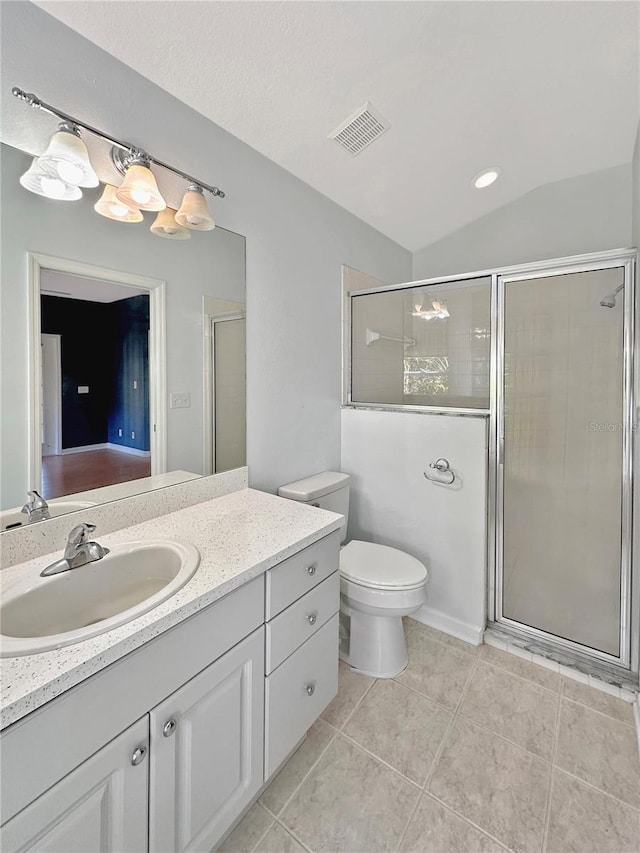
[34,1,640,251]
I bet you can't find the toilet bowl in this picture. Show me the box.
[278,471,428,679]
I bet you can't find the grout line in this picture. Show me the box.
[479,656,561,697]
[549,765,640,815]
[425,790,516,852]
[560,692,638,730]
[453,649,481,714]
[267,726,339,820]
[541,678,564,853]
[390,675,459,715]
[393,787,423,852]
[334,675,378,732]
[244,805,276,853]
[273,819,314,853]
[408,620,481,659]
[339,730,423,790]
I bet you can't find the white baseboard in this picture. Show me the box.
[106,443,151,458]
[61,443,151,458]
[61,443,108,455]
[412,605,484,647]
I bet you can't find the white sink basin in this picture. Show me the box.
[1,501,97,532]
[0,539,200,657]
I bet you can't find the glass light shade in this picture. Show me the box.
[115,164,166,211]
[175,186,215,231]
[94,184,144,222]
[38,127,99,188]
[150,207,191,239]
[19,157,82,201]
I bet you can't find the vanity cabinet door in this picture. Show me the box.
[149,626,264,853]
[1,717,149,853]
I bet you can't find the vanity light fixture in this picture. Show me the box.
[473,168,501,189]
[175,184,215,231]
[12,87,226,222]
[94,184,144,222]
[37,122,99,187]
[150,207,191,239]
[19,156,82,200]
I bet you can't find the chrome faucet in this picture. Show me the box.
[21,490,50,523]
[40,523,110,577]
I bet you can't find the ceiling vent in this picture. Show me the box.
[329,102,389,156]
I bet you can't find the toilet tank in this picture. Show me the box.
[278,471,350,543]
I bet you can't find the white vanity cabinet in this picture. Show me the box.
[149,627,264,853]
[0,528,341,853]
[264,532,340,778]
[1,716,149,853]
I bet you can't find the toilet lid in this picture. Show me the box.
[340,540,427,590]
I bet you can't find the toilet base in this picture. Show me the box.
[339,606,410,679]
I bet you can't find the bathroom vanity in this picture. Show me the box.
[0,488,342,852]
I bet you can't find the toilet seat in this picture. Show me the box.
[340,540,427,591]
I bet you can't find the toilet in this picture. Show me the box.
[278,471,428,678]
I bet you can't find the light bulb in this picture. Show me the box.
[131,188,152,205]
[57,161,84,185]
[40,176,68,199]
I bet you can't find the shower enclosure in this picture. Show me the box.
[345,248,637,679]
[492,251,636,676]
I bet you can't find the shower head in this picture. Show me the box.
[599,283,624,309]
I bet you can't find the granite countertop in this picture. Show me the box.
[0,488,343,730]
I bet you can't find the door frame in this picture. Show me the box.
[40,333,62,457]
[488,249,637,674]
[28,253,167,493]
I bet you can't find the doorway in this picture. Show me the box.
[28,253,167,499]
[211,315,246,473]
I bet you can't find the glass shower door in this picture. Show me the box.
[496,264,632,663]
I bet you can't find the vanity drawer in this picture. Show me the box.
[265,571,339,674]
[265,530,340,620]
[264,613,338,779]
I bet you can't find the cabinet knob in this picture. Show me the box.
[305,682,316,696]
[307,564,317,576]
[163,719,177,737]
[306,612,317,625]
[131,746,147,766]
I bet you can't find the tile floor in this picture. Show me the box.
[219,620,640,853]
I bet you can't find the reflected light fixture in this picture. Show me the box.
[19,156,82,200]
[473,168,501,189]
[151,207,191,239]
[38,122,99,187]
[115,154,166,211]
[94,184,144,222]
[175,184,216,231]
[412,298,450,320]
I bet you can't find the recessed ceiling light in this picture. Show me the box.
[473,168,501,189]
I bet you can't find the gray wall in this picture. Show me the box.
[413,164,632,280]
[0,2,412,496]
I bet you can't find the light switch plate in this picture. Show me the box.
[170,392,191,409]
[77,386,89,394]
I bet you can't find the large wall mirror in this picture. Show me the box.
[1,141,246,530]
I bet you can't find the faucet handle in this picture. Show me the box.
[22,490,49,514]
[67,523,96,547]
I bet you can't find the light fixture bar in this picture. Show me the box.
[12,87,226,198]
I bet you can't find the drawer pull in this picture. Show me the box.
[305,682,316,696]
[306,612,317,625]
[131,746,147,766]
[307,564,317,576]
[163,719,177,737]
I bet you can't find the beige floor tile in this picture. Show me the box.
[344,679,452,784]
[395,631,477,710]
[409,621,480,658]
[480,645,561,692]
[555,698,640,808]
[320,660,374,729]
[459,661,558,759]
[281,734,419,852]
[545,769,640,853]
[255,823,306,853]
[399,793,507,852]
[217,802,273,853]
[561,677,635,725]
[428,718,551,853]
[260,719,336,815]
